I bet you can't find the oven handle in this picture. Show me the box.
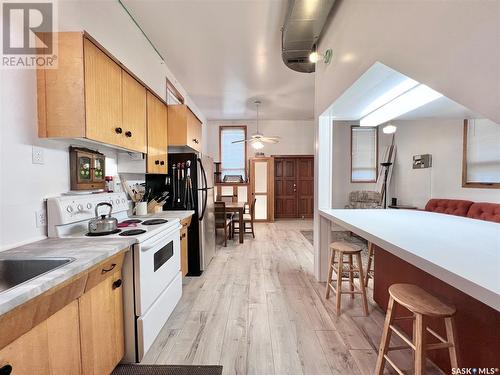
[140,224,182,251]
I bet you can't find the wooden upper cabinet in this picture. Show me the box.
[168,104,202,152]
[147,91,168,174]
[122,70,147,153]
[37,32,148,153]
[84,38,123,148]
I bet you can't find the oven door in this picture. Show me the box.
[134,223,181,316]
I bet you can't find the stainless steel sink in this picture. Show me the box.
[0,257,74,294]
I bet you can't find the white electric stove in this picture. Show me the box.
[47,192,182,362]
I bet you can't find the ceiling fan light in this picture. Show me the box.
[252,140,264,150]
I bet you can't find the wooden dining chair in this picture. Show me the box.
[218,195,233,204]
[232,198,256,239]
[214,201,232,247]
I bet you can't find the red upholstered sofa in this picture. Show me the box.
[425,199,500,223]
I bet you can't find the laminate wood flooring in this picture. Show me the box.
[142,220,443,375]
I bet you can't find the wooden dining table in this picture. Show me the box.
[224,202,246,244]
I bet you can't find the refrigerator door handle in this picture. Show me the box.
[197,158,208,220]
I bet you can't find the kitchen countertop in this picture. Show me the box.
[0,237,134,316]
[138,210,195,222]
[319,208,500,311]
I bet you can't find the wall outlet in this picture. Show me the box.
[32,146,44,164]
[36,210,47,227]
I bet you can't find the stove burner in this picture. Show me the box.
[86,229,121,236]
[119,229,147,236]
[121,219,142,224]
[142,219,168,225]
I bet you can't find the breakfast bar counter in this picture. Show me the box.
[319,208,500,370]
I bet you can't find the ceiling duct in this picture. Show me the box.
[281,0,336,73]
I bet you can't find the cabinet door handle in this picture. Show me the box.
[115,127,123,134]
[155,160,160,165]
[160,161,165,166]
[112,279,122,289]
[192,138,199,144]
[125,131,132,137]
[0,364,12,375]
[101,263,116,274]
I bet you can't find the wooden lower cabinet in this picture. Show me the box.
[0,300,81,375]
[0,257,125,375]
[79,270,124,375]
[180,225,188,276]
[180,215,192,276]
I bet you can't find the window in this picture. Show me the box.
[219,126,247,180]
[351,126,378,182]
[463,119,500,188]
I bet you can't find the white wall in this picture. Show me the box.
[0,0,203,250]
[205,120,315,161]
[390,119,500,207]
[331,120,500,209]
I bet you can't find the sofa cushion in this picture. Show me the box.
[424,199,473,217]
[466,203,500,223]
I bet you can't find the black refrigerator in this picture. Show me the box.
[146,153,215,276]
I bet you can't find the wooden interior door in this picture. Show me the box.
[274,158,298,218]
[274,156,314,219]
[84,38,122,146]
[249,157,274,222]
[297,157,314,218]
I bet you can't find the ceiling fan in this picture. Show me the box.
[232,100,280,149]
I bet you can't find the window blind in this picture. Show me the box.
[351,127,378,182]
[220,127,246,179]
[466,119,500,183]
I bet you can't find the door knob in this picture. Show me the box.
[115,127,123,134]
[160,161,165,166]
[155,160,160,165]
[125,131,132,137]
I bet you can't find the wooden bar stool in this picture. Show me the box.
[325,241,369,316]
[364,242,374,287]
[375,284,459,375]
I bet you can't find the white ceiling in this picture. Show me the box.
[329,62,478,121]
[121,0,315,121]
